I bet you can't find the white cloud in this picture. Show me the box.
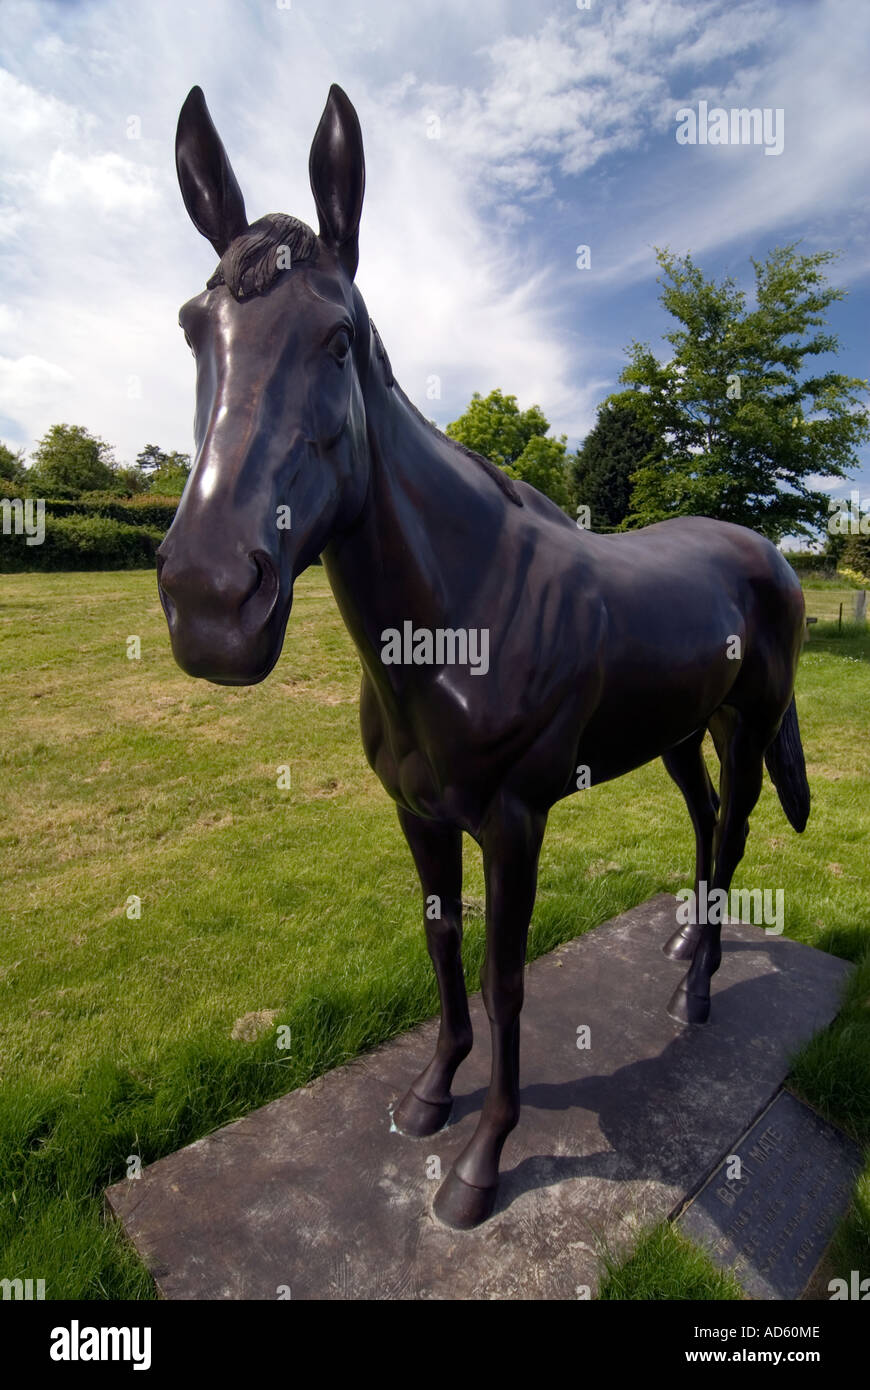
[0,68,91,153]
[40,149,158,215]
[0,305,23,335]
[0,0,866,482]
[0,354,75,420]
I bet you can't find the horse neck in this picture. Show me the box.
[321,360,513,674]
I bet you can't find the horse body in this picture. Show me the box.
[323,368,804,823]
[160,83,810,1231]
[575,518,806,780]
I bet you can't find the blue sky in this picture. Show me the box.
[1,0,868,521]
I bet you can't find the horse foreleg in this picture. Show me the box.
[433,798,547,1229]
[662,730,718,961]
[667,715,765,1025]
[392,809,472,1138]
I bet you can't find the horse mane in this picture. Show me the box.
[208,214,317,299]
[396,389,524,508]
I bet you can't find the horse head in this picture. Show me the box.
[158,84,371,684]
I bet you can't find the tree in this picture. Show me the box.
[147,452,191,497]
[843,531,870,581]
[620,245,870,542]
[446,389,549,468]
[824,526,848,568]
[572,393,664,531]
[114,466,149,496]
[135,443,167,475]
[830,494,870,578]
[446,389,573,512]
[29,424,119,498]
[0,442,27,491]
[506,433,574,510]
[135,444,191,496]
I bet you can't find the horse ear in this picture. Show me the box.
[175,86,248,256]
[309,84,365,279]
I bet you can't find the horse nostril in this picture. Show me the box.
[155,547,278,632]
[155,551,177,625]
[249,549,277,598]
[241,549,280,631]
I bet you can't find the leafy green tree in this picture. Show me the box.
[572,393,664,531]
[29,424,119,498]
[843,531,870,580]
[506,433,573,510]
[113,466,148,496]
[135,444,191,496]
[147,451,191,497]
[446,389,548,467]
[620,246,870,542]
[447,389,573,511]
[0,441,27,491]
[835,497,870,578]
[135,443,168,475]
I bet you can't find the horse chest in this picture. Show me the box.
[360,696,448,818]
[358,675,502,825]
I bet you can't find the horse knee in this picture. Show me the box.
[425,921,461,961]
[481,967,524,1026]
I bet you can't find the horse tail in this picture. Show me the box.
[764,697,810,832]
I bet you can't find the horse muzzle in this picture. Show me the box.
[156,545,287,685]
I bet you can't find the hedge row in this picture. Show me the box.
[0,515,165,572]
[782,551,839,576]
[37,494,178,529]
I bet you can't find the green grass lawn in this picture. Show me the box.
[1,569,868,1299]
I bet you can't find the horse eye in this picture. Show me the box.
[329,327,352,361]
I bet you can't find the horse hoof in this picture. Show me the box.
[392,1088,453,1138]
[433,1169,498,1229]
[667,982,710,1025]
[663,927,699,961]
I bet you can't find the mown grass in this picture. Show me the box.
[0,570,868,1299]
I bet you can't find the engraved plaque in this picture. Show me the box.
[679,1089,863,1300]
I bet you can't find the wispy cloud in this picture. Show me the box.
[0,0,867,489]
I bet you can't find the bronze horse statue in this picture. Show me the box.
[158,84,810,1229]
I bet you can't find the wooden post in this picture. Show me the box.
[838,602,843,632]
[855,590,867,624]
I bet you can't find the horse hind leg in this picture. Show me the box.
[661,730,718,961]
[667,711,766,1025]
